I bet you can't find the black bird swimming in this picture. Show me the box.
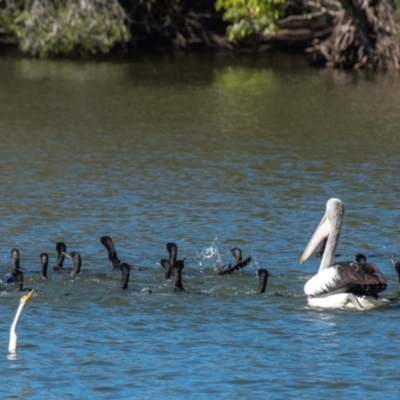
[100,236,141,271]
[60,251,81,279]
[160,259,173,281]
[120,262,151,293]
[173,260,185,292]
[356,254,367,264]
[12,270,32,292]
[40,253,48,280]
[160,242,184,280]
[11,248,20,270]
[2,248,22,284]
[120,262,130,290]
[257,269,269,294]
[391,259,400,293]
[218,247,252,275]
[383,259,400,303]
[166,242,178,266]
[54,242,67,271]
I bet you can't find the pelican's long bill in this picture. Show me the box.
[8,289,34,354]
[300,211,330,264]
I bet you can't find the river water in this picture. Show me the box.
[1,53,400,398]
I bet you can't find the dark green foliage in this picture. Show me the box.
[215,0,285,40]
[0,0,302,57]
[0,0,130,57]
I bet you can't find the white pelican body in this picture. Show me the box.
[9,289,34,354]
[300,198,388,310]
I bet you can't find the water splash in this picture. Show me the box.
[195,238,222,270]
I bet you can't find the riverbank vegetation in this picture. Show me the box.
[0,0,399,69]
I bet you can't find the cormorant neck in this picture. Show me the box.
[55,242,67,268]
[160,259,172,281]
[257,269,269,294]
[40,253,48,280]
[100,236,120,264]
[68,252,81,279]
[11,249,20,270]
[173,260,185,291]
[166,242,177,265]
[231,247,242,263]
[120,263,130,290]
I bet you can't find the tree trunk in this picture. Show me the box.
[307,0,399,69]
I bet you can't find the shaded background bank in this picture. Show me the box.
[0,0,399,70]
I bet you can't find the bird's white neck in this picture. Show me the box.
[318,202,343,273]
[8,303,24,353]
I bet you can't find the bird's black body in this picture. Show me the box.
[219,247,252,275]
[173,260,185,292]
[160,259,173,281]
[160,242,184,281]
[356,254,367,264]
[2,249,22,284]
[12,269,32,292]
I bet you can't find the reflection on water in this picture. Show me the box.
[0,54,400,397]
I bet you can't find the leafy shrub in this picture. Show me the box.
[215,0,285,40]
[0,0,130,57]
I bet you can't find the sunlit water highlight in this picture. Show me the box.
[0,54,400,398]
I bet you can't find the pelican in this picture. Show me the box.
[9,289,34,354]
[300,198,388,310]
